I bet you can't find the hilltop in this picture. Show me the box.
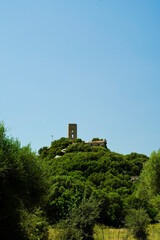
[39,137,149,226]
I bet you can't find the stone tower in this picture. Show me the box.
[68,124,77,141]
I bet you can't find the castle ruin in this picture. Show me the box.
[68,124,77,141]
[68,123,107,148]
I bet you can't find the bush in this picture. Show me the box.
[20,208,49,240]
[56,226,82,240]
[57,198,100,240]
[125,208,151,240]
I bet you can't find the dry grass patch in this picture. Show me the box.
[94,225,133,240]
[49,224,160,240]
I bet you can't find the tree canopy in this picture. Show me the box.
[1,123,157,239]
[136,150,160,216]
[0,123,49,239]
[39,137,149,226]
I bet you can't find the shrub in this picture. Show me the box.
[20,208,49,240]
[57,198,100,240]
[125,207,151,240]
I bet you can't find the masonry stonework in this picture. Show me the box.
[68,124,77,141]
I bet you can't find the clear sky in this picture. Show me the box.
[1,0,160,156]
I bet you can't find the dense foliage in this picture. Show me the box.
[0,123,49,239]
[125,208,151,240]
[136,150,160,219]
[39,138,149,226]
[56,198,100,240]
[2,123,159,239]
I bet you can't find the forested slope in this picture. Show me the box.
[39,138,149,226]
[1,123,157,240]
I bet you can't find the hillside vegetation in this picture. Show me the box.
[39,137,149,227]
[2,123,160,239]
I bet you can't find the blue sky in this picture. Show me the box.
[1,0,160,156]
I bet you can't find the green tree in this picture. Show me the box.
[58,198,100,240]
[0,123,49,239]
[125,208,151,240]
[137,150,160,207]
[20,208,48,240]
[92,138,101,141]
